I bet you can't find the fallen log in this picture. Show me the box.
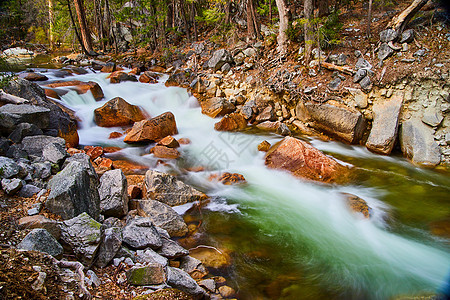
[320,61,356,75]
[0,89,30,104]
[386,0,429,39]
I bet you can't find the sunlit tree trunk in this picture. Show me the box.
[67,0,87,54]
[367,0,373,38]
[73,0,95,55]
[304,0,314,62]
[48,0,54,50]
[275,0,289,56]
[247,0,259,40]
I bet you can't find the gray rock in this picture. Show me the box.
[127,264,167,286]
[115,246,135,259]
[167,267,205,298]
[158,237,189,259]
[276,123,291,136]
[99,169,129,218]
[8,123,43,143]
[353,68,367,83]
[359,76,372,91]
[96,226,123,268]
[255,106,276,122]
[399,29,414,44]
[336,53,348,66]
[63,153,97,178]
[0,104,50,132]
[379,28,397,43]
[135,248,168,267]
[18,228,63,259]
[328,78,341,91]
[400,119,441,167]
[60,212,102,267]
[122,216,162,249]
[221,63,231,73]
[366,92,403,154]
[208,49,234,71]
[346,88,368,109]
[130,199,188,237]
[243,47,257,57]
[21,135,66,157]
[103,217,123,229]
[124,257,134,266]
[145,170,207,207]
[354,50,362,57]
[355,58,372,70]
[42,142,68,165]
[46,160,100,220]
[0,138,10,156]
[378,43,394,61]
[240,105,253,119]
[179,256,207,275]
[85,270,101,288]
[445,133,450,145]
[413,49,426,57]
[295,101,367,144]
[304,86,318,94]
[31,162,52,180]
[18,184,41,197]
[0,156,20,179]
[422,109,443,127]
[198,279,216,293]
[5,145,28,160]
[1,178,23,195]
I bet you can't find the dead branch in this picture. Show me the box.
[387,0,429,38]
[0,90,30,104]
[50,258,92,300]
[319,62,356,75]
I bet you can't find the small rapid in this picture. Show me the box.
[48,70,449,299]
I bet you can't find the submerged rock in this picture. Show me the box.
[342,193,372,218]
[124,112,178,143]
[107,71,137,84]
[94,97,146,127]
[265,136,349,183]
[145,170,207,206]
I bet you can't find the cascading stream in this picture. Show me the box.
[49,70,449,299]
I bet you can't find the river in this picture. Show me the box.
[31,68,450,299]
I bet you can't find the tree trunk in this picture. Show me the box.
[73,0,95,55]
[191,1,198,41]
[275,0,289,56]
[367,0,373,38]
[246,0,259,40]
[48,0,54,50]
[67,0,88,54]
[179,0,190,42]
[387,0,428,39]
[317,0,329,17]
[304,0,314,62]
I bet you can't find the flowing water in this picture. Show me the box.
[36,69,450,299]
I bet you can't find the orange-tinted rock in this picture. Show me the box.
[101,62,116,73]
[190,246,232,269]
[214,113,247,131]
[103,146,122,153]
[151,145,180,159]
[148,65,165,72]
[186,166,205,172]
[178,138,191,145]
[219,286,236,298]
[139,71,160,84]
[124,112,178,143]
[109,131,123,139]
[86,146,103,160]
[67,148,84,156]
[18,215,61,239]
[59,126,79,148]
[200,97,235,118]
[112,160,148,175]
[44,88,66,99]
[46,80,104,101]
[265,136,349,183]
[157,136,180,148]
[342,193,371,218]
[129,67,141,76]
[93,157,113,174]
[258,140,271,152]
[429,218,450,238]
[218,172,246,185]
[19,72,48,81]
[126,175,146,197]
[128,185,142,199]
[107,71,137,84]
[94,97,146,127]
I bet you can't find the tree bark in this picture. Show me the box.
[317,0,329,18]
[179,0,191,42]
[73,0,95,55]
[48,0,54,50]
[67,0,88,54]
[387,0,428,39]
[304,0,314,62]
[247,0,259,40]
[367,0,373,38]
[275,0,289,56]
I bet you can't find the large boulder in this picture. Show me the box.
[130,199,188,237]
[45,80,104,101]
[122,216,162,249]
[296,101,366,143]
[208,49,234,71]
[0,104,50,133]
[46,160,100,220]
[94,97,146,127]
[21,135,66,157]
[214,112,247,131]
[17,228,63,259]
[8,123,43,143]
[18,72,48,81]
[124,112,178,143]
[4,78,79,147]
[107,71,137,84]
[366,92,403,154]
[99,169,129,218]
[60,212,102,267]
[167,267,206,299]
[400,118,441,167]
[265,136,349,183]
[200,97,235,118]
[145,170,208,206]
[0,156,21,179]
